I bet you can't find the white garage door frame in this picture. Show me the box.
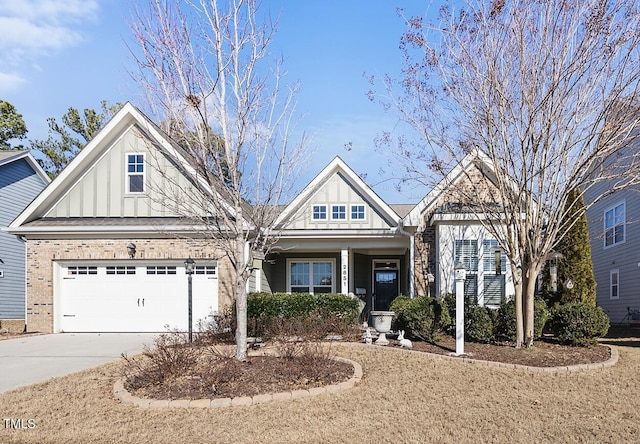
[53,260,219,333]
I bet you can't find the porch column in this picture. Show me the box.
[409,233,415,298]
[341,248,349,294]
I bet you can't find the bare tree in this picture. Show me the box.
[129,0,308,360]
[372,0,640,347]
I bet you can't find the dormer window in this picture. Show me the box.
[127,154,145,193]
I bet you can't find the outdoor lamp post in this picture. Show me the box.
[454,262,467,356]
[184,257,196,343]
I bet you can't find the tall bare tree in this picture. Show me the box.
[372,0,640,347]
[129,0,307,360]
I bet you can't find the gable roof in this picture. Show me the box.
[404,148,503,227]
[275,156,402,228]
[9,102,235,230]
[0,150,51,184]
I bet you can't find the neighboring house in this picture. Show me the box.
[585,184,639,324]
[0,151,50,332]
[8,102,512,334]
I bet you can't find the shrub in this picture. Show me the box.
[494,299,549,342]
[246,292,359,339]
[548,303,610,346]
[466,305,496,343]
[390,296,451,343]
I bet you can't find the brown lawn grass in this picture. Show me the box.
[1,331,639,444]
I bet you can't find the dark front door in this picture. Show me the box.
[374,270,398,311]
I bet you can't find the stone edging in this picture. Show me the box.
[346,342,619,373]
[113,356,362,409]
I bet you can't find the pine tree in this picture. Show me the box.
[543,188,597,306]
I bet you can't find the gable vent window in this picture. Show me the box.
[127,154,145,193]
[331,205,346,220]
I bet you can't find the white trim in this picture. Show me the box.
[610,269,620,300]
[286,258,336,295]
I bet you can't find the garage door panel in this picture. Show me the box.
[58,262,218,333]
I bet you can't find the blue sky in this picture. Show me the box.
[0,0,438,203]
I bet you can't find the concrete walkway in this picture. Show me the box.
[0,333,155,393]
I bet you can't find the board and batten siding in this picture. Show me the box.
[287,172,394,230]
[45,126,198,218]
[586,185,640,324]
[0,158,49,319]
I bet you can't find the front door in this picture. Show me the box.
[374,270,398,311]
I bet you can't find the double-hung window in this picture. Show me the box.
[288,260,334,294]
[604,202,625,247]
[127,154,145,193]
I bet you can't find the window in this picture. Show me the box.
[195,265,217,275]
[483,240,507,274]
[312,205,327,220]
[146,266,177,275]
[68,266,97,275]
[454,240,478,272]
[106,266,136,275]
[351,205,365,220]
[288,260,334,294]
[331,205,346,220]
[610,269,619,300]
[127,154,145,193]
[604,202,625,247]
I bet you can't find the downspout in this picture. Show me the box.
[395,220,415,298]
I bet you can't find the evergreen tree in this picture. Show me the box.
[543,188,597,307]
[0,100,28,150]
[32,101,122,176]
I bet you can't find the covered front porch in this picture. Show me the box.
[253,235,412,313]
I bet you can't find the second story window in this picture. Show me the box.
[351,205,365,220]
[127,154,145,193]
[604,202,625,247]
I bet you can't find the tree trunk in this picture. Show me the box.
[523,263,539,348]
[235,236,248,361]
[512,264,524,348]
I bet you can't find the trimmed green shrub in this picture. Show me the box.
[548,303,610,346]
[466,305,496,343]
[390,296,451,343]
[246,292,359,339]
[494,299,549,342]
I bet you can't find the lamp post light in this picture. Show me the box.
[184,257,196,343]
[454,262,467,356]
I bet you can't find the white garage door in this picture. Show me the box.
[57,262,218,333]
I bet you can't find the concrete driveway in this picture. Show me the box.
[0,333,156,393]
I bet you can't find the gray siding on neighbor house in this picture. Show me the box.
[586,184,640,324]
[0,158,48,319]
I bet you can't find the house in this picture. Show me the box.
[0,151,50,332]
[9,102,513,334]
[585,179,640,324]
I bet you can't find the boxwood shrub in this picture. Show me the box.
[466,305,496,343]
[548,303,610,346]
[390,295,451,343]
[246,292,359,339]
[494,299,550,342]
